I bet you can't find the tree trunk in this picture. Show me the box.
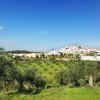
[89,75,93,87]
[19,82,24,91]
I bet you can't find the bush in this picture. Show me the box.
[96,82,100,87]
[34,76,46,89]
[78,79,85,87]
[46,81,60,88]
[51,81,60,87]
[68,84,74,88]
[46,84,52,89]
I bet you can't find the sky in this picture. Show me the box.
[0,0,100,51]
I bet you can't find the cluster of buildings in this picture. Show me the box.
[47,45,100,61]
[12,45,100,61]
[13,52,43,58]
[47,45,100,55]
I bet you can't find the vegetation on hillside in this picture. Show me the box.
[0,48,100,99]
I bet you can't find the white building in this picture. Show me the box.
[81,56,100,61]
[13,53,41,58]
[47,45,95,55]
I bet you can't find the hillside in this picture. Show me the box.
[0,49,100,100]
[47,45,100,55]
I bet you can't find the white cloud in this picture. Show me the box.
[0,26,4,31]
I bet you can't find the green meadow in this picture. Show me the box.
[0,87,100,100]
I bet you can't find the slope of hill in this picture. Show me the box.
[47,45,100,55]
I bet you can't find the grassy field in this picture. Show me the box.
[9,60,99,100]
[0,87,100,100]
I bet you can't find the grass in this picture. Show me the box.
[6,60,99,100]
[0,87,100,100]
[16,60,67,82]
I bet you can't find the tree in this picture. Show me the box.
[40,54,46,59]
[74,54,80,61]
[24,68,46,94]
[68,61,85,86]
[56,61,85,87]
[68,53,73,58]
[34,76,46,89]
[13,69,25,91]
[25,68,36,86]
[55,70,67,86]
[0,55,17,91]
[85,61,97,87]
[35,55,40,60]
[59,52,64,58]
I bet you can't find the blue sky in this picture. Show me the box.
[0,0,100,51]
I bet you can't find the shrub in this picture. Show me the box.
[78,79,85,87]
[97,82,100,87]
[46,84,52,89]
[34,76,46,89]
[68,83,74,88]
[51,81,60,87]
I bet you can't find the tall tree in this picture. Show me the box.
[85,61,97,87]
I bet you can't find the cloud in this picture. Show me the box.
[0,39,16,47]
[0,26,4,31]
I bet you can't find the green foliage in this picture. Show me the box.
[84,61,97,76]
[0,87,100,100]
[34,76,46,89]
[78,79,85,87]
[56,60,99,87]
[0,50,100,98]
[25,68,36,84]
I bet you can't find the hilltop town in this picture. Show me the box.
[12,45,100,61]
